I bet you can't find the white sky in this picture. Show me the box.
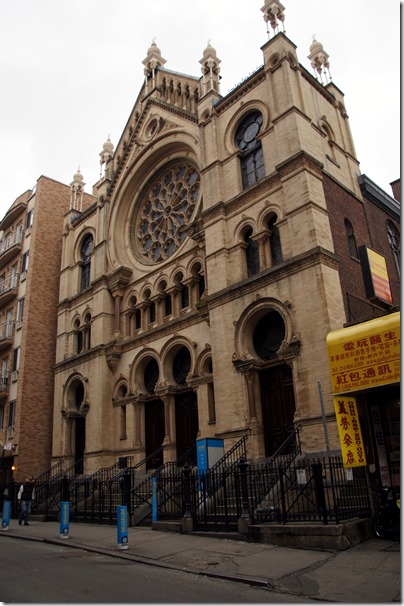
[0,0,400,220]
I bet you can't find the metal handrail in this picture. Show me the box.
[249,427,302,511]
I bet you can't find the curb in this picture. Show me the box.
[0,531,272,590]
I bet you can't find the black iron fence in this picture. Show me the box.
[250,456,372,525]
[1,456,372,530]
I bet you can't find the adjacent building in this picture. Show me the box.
[0,174,94,484]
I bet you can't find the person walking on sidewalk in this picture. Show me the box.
[18,476,35,526]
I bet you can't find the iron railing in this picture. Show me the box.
[251,456,371,524]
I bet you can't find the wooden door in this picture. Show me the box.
[145,399,165,469]
[260,364,296,457]
[175,391,199,464]
[74,416,85,474]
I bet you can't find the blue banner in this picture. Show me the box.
[60,501,70,538]
[117,505,128,550]
[1,500,11,530]
[152,477,157,522]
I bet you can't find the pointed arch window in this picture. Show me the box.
[235,111,265,189]
[344,219,359,260]
[80,234,93,291]
[387,220,400,279]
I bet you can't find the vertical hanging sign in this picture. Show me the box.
[152,477,157,522]
[334,396,367,468]
[117,505,128,550]
[59,501,70,538]
[1,499,11,530]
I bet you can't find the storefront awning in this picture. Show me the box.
[326,312,400,395]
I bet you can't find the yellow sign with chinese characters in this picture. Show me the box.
[326,312,400,394]
[334,396,367,468]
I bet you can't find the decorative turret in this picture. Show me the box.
[70,167,85,212]
[142,39,167,94]
[308,37,332,84]
[261,0,286,38]
[199,41,221,97]
[99,136,114,177]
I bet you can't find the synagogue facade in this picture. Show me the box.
[51,1,400,476]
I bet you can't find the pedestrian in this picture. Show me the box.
[18,475,35,526]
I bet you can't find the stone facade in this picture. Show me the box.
[51,13,400,475]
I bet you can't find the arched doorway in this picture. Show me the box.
[142,358,164,469]
[145,400,165,469]
[253,311,296,456]
[175,391,199,464]
[259,364,296,456]
[172,347,199,464]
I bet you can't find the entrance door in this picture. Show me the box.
[145,399,165,469]
[75,416,85,474]
[260,364,296,457]
[175,391,199,465]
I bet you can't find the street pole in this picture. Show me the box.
[318,381,330,452]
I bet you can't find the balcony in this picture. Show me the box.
[0,230,23,268]
[0,274,18,306]
[0,320,13,352]
[0,375,9,396]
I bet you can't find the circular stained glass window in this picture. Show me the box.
[134,161,201,263]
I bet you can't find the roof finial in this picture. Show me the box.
[308,36,332,84]
[261,0,286,39]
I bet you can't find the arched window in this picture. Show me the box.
[192,262,205,299]
[267,214,282,265]
[128,296,141,334]
[235,111,265,189]
[159,281,172,317]
[80,234,93,291]
[144,289,155,324]
[83,313,92,351]
[253,311,285,361]
[74,319,82,354]
[244,227,260,276]
[387,220,400,279]
[344,219,359,260]
[144,359,159,394]
[173,347,191,386]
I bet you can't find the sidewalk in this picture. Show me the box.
[0,519,400,603]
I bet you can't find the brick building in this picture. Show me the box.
[0,174,95,483]
[50,1,399,492]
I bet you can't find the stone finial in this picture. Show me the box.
[142,39,167,95]
[308,37,332,84]
[261,0,286,38]
[142,39,166,75]
[199,41,221,97]
[99,136,114,176]
[70,167,85,212]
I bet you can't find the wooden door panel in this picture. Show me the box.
[175,391,199,464]
[260,364,296,456]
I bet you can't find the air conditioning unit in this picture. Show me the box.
[11,371,18,382]
[6,426,13,440]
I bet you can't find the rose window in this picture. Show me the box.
[135,161,201,263]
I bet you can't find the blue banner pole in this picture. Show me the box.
[59,501,70,539]
[152,477,157,522]
[1,500,11,530]
[117,505,128,550]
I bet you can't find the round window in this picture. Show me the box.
[133,160,201,264]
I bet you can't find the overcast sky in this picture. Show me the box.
[0,0,400,220]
